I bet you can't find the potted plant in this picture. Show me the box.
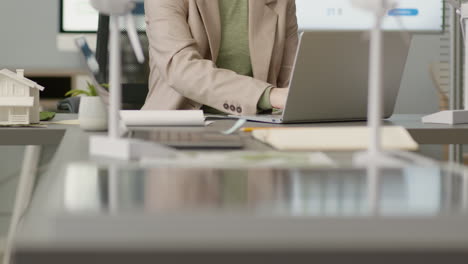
[65,81,108,131]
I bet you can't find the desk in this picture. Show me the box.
[154,114,468,145]
[3,113,468,264]
[2,114,468,146]
[12,164,468,264]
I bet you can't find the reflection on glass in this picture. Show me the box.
[63,164,468,218]
[463,169,468,211]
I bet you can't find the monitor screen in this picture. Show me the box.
[60,0,145,33]
[296,0,444,31]
[60,0,444,33]
[61,0,99,32]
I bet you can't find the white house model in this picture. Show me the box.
[0,69,44,125]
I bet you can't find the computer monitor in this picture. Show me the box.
[60,0,443,33]
[296,0,444,32]
[60,0,145,33]
[60,0,98,33]
[58,0,443,51]
[58,0,145,51]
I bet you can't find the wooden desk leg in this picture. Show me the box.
[3,146,42,264]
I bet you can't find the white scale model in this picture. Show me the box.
[0,69,44,125]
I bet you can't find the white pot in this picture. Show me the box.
[79,97,108,131]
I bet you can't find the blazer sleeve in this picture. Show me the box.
[277,0,299,89]
[145,0,271,115]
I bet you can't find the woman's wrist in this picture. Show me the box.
[257,86,274,110]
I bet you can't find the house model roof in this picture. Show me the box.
[0,69,45,91]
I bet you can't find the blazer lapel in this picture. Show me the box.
[249,0,278,82]
[196,0,221,61]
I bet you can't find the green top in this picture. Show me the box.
[206,0,272,113]
[217,0,253,77]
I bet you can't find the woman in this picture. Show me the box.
[142,0,298,115]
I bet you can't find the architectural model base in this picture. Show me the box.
[89,136,177,161]
[353,150,436,168]
[422,110,468,125]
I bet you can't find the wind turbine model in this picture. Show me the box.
[89,0,175,160]
[351,0,408,166]
[423,0,468,124]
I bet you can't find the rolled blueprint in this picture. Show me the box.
[120,110,205,127]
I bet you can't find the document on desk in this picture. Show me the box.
[43,119,80,125]
[120,110,205,127]
[252,126,419,151]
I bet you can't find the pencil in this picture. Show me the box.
[241,127,285,132]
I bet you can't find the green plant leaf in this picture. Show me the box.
[89,85,97,96]
[86,81,98,97]
[65,89,91,97]
[65,80,103,97]
[40,111,56,121]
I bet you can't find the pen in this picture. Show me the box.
[241,127,285,132]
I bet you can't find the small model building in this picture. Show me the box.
[0,69,44,125]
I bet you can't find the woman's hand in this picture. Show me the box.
[269,88,289,109]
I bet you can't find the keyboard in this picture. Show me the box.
[133,130,244,149]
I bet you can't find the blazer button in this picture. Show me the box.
[230,105,236,112]
[236,107,242,113]
[224,103,230,110]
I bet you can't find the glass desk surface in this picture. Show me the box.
[14,163,468,253]
[60,163,468,218]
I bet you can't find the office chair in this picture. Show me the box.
[95,12,150,110]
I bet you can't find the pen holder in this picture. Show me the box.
[79,97,108,131]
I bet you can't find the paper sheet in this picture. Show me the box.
[43,120,80,125]
[120,110,205,127]
[252,126,419,151]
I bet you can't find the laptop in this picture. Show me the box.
[237,31,411,124]
[75,37,244,149]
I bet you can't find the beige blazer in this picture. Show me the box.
[142,0,299,115]
[144,168,285,211]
